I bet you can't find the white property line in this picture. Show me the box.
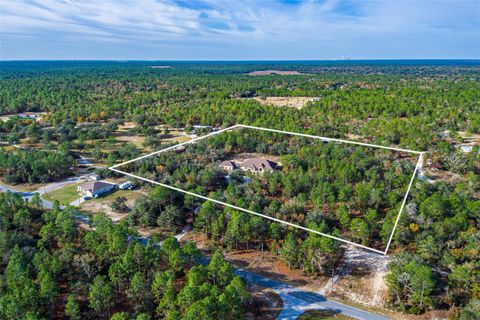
[383,153,423,254]
[109,124,424,255]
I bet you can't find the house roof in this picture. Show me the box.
[240,158,277,171]
[220,160,237,168]
[79,181,115,193]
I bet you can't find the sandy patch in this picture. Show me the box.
[117,122,138,132]
[116,135,145,147]
[250,96,319,109]
[248,70,302,76]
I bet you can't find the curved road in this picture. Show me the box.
[235,268,389,320]
[0,176,86,209]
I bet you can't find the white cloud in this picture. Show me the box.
[1,0,478,59]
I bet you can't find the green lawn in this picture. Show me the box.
[43,183,82,205]
[94,189,141,202]
[298,310,354,320]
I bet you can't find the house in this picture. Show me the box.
[77,181,116,198]
[18,112,42,121]
[192,125,219,133]
[239,158,278,173]
[220,160,238,171]
[220,158,279,173]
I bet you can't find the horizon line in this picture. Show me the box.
[1,58,480,62]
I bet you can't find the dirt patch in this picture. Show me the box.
[425,169,462,184]
[116,135,146,148]
[80,189,144,222]
[249,96,319,109]
[457,131,480,144]
[326,246,389,308]
[117,122,138,132]
[248,70,302,76]
[135,225,164,238]
[183,232,328,292]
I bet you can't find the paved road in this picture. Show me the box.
[67,211,390,320]
[0,184,55,209]
[0,176,86,209]
[235,268,390,320]
[37,176,85,195]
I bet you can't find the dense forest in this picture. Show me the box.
[125,128,417,251]
[0,61,479,318]
[0,148,74,184]
[0,192,250,319]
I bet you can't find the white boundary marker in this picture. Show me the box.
[110,124,424,255]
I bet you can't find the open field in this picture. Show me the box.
[80,189,144,222]
[115,134,146,148]
[42,182,82,205]
[249,96,319,109]
[248,70,303,76]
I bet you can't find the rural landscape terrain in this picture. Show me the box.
[0,60,479,320]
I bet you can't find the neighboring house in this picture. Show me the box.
[77,181,116,198]
[193,125,213,130]
[192,125,219,133]
[220,158,278,173]
[18,113,42,121]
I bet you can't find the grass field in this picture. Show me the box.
[43,183,82,205]
[88,189,141,203]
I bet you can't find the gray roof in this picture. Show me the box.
[240,158,277,171]
[79,181,115,193]
[220,160,237,168]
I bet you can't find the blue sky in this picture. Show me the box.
[1,0,479,60]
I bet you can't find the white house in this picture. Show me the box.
[77,181,116,198]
